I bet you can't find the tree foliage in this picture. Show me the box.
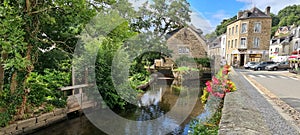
[214,16,237,36]
[132,0,191,37]
[0,0,193,125]
[277,5,300,26]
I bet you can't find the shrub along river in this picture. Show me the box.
[31,79,205,135]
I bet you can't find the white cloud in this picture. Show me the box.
[189,10,214,34]
[129,0,149,10]
[236,0,300,14]
[212,10,231,20]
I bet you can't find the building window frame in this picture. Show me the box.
[229,28,231,35]
[253,37,260,48]
[228,41,230,49]
[235,39,237,48]
[232,27,234,35]
[178,46,190,54]
[254,22,261,33]
[231,40,234,48]
[235,25,238,33]
[240,37,247,48]
[241,23,248,33]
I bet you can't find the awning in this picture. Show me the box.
[289,55,299,58]
[232,50,240,54]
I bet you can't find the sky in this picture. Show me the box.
[188,0,300,34]
[130,0,300,34]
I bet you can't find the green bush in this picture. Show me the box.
[26,69,70,107]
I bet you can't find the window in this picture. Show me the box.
[229,28,231,35]
[294,41,299,50]
[254,22,261,33]
[241,23,247,33]
[253,37,260,48]
[232,27,234,35]
[240,38,247,48]
[228,41,230,49]
[235,39,237,48]
[178,46,189,54]
[235,25,238,33]
[231,40,233,48]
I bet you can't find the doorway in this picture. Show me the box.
[240,54,245,66]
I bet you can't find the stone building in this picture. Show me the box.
[269,25,300,62]
[269,25,296,62]
[225,6,272,66]
[166,26,207,60]
[208,36,221,57]
[207,34,227,58]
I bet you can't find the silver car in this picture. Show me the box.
[265,61,290,71]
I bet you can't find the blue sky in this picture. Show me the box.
[187,0,300,33]
[130,0,300,34]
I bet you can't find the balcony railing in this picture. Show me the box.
[238,45,247,49]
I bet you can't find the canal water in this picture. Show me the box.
[31,79,204,135]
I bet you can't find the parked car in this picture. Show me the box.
[265,61,290,71]
[250,61,276,71]
[244,61,258,69]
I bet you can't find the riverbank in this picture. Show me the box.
[0,108,68,135]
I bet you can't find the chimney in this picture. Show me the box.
[237,11,243,19]
[265,6,270,15]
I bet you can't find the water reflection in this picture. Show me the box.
[31,79,204,135]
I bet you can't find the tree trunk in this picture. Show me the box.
[0,52,8,93]
[10,71,17,94]
[17,0,34,118]
[18,43,33,117]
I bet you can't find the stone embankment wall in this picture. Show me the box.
[0,108,67,135]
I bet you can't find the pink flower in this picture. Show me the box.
[215,92,225,98]
[212,76,219,85]
[205,81,211,87]
[206,85,213,92]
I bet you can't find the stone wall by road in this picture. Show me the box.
[218,68,300,134]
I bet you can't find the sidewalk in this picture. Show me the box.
[280,70,300,79]
[218,68,300,135]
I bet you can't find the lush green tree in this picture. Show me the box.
[132,0,191,37]
[0,0,96,120]
[214,15,236,36]
[277,5,300,26]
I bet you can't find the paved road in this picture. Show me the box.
[239,69,300,112]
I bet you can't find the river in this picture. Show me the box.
[31,79,204,135]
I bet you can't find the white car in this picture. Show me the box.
[244,62,258,69]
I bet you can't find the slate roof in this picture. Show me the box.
[228,7,271,25]
[238,7,270,19]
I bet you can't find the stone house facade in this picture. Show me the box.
[166,26,207,60]
[269,25,300,62]
[208,36,221,57]
[225,6,272,66]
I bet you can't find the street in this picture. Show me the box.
[238,69,300,112]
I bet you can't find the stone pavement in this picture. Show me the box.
[218,68,300,135]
